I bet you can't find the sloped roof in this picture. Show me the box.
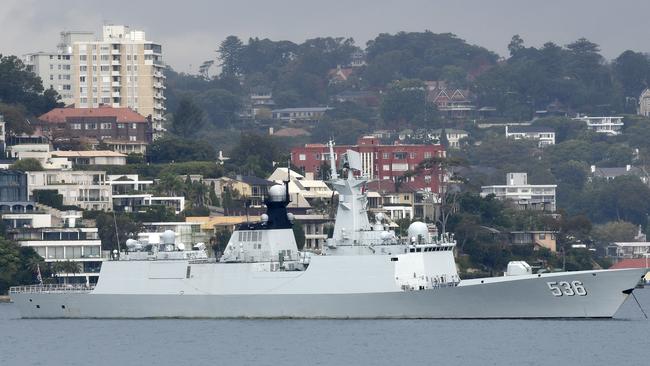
[593,166,644,178]
[52,150,127,158]
[39,106,148,123]
[610,258,650,269]
[508,126,555,133]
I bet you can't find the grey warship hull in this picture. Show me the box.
[11,267,645,319]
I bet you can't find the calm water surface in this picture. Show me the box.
[1,289,649,366]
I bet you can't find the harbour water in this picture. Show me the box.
[1,289,649,366]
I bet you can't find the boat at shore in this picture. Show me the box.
[9,142,648,319]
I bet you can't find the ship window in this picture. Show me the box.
[238,232,243,241]
[186,266,191,278]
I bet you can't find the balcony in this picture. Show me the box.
[153,82,166,89]
[111,71,120,76]
[111,49,120,55]
[111,60,121,66]
[111,82,121,87]
[112,92,121,98]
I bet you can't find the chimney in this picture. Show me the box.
[269,127,274,135]
[590,165,596,173]
[626,164,631,172]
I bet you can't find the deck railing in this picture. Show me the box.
[9,284,95,294]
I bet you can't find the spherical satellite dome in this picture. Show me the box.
[287,213,295,222]
[375,213,385,223]
[407,221,429,243]
[380,231,393,241]
[268,185,286,202]
[261,214,269,222]
[125,238,138,249]
[161,230,176,245]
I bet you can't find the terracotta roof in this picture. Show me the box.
[273,128,310,137]
[610,258,650,269]
[38,106,148,123]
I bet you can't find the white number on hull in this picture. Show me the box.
[546,281,587,297]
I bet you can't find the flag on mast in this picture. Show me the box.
[36,264,43,285]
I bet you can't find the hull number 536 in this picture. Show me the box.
[546,281,587,296]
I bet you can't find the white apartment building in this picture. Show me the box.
[26,170,112,211]
[639,89,650,117]
[481,173,557,212]
[10,225,103,285]
[572,116,624,136]
[505,125,556,147]
[429,129,469,149]
[24,25,166,138]
[24,31,94,103]
[108,174,185,214]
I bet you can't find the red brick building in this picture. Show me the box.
[36,105,152,154]
[291,136,445,192]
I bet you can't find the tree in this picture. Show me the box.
[227,133,282,177]
[613,50,650,99]
[10,158,43,171]
[0,238,43,293]
[410,156,467,234]
[199,60,215,80]
[171,98,207,138]
[148,136,216,163]
[195,88,241,128]
[0,54,62,114]
[218,36,244,77]
[95,213,143,252]
[591,221,638,248]
[508,35,525,56]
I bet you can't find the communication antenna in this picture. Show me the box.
[112,210,121,258]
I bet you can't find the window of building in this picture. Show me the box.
[382,153,389,159]
[410,152,417,159]
[85,123,97,130]
[80,66,87,72]
[394,152,407,160]
[79,76,86,83]
[299,154,306,161]
[79,55,87,61]
[117,123,126,129]
[130,123,137,129]
[383,164,390,171]
[424,152,432,159]
[100,123,112,129]
[539,233,546,240]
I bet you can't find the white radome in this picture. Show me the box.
[268,185,286,202]
[407,221,429,243]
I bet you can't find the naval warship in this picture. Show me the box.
[9,142,647,318]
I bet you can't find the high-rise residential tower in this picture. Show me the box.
[25,25,166,138]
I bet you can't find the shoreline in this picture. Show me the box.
[0,295,11,303]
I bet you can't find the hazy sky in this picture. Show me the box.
[2,0,649,73]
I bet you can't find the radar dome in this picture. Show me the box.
[375,213,385,223]
[287,213,294,222]
[380,231,393,241]
[261,214,269,223]
[176,243,185,251]
[407,221,429,243]
[125,238,138,249]
[161,230,176,245]
[268,185,286,202]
